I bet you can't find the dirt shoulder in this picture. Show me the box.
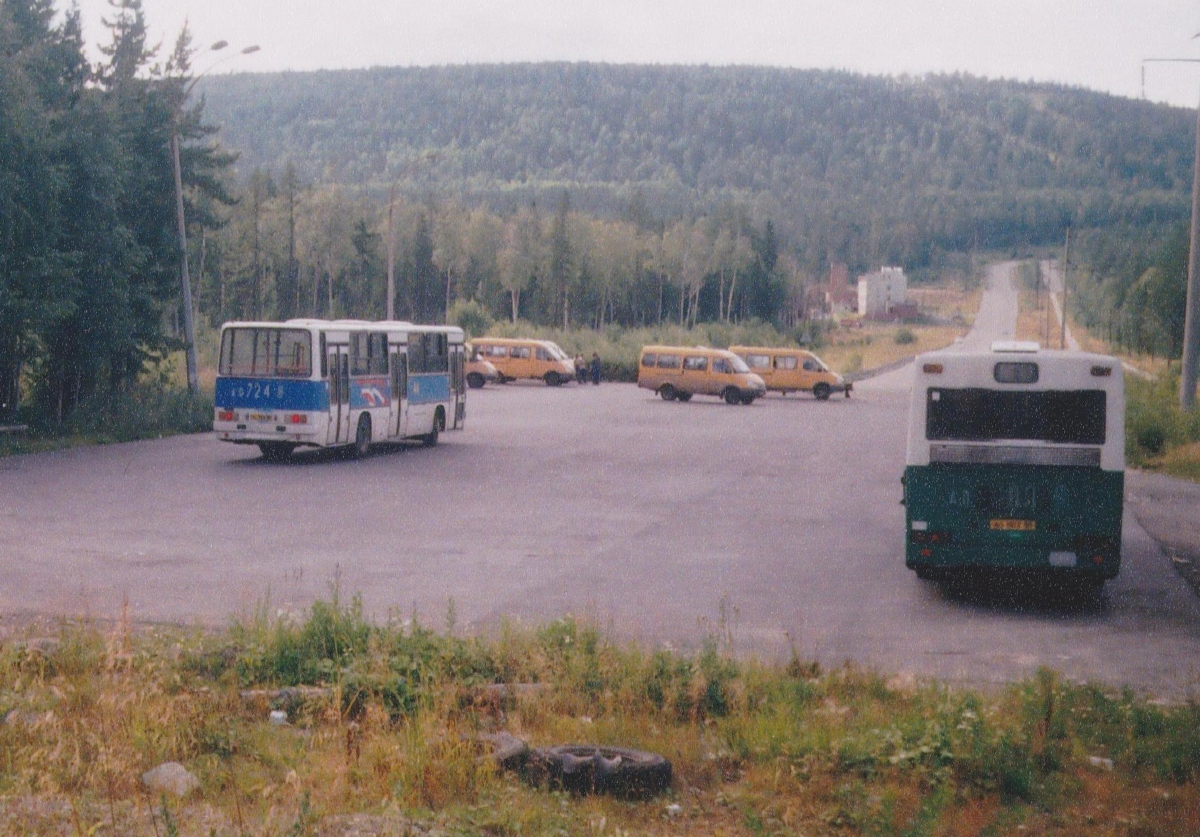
[1126,469,1200,596]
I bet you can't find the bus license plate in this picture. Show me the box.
[249,412,274,422]
[990,519,1036,531]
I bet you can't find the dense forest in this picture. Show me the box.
[3,0,1197,427]
[0,0,232,423]
[199,64,1195,270]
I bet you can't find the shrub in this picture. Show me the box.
[895,327,917,345]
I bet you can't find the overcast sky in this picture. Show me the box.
[69,0,1200,108]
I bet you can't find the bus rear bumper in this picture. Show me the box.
[906,544,1120,581]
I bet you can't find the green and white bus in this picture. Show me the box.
[903,342,1124,588]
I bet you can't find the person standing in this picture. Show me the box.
[575,354,587,384]
[590,352,602,385]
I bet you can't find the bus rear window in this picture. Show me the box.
[926,388,1105,445]
[220,328,312,378]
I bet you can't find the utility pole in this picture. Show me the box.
[1061,228,1070,350]
[1143,54,1200,408]
[1182,86,1200,408]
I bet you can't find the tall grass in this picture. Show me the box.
[1125,372,1200,474]
[2,596,1198,834]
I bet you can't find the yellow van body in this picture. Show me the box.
[728,346,851,400]
[470,337,576,386]
[637,345,767,405]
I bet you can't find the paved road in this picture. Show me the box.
[2,263,1199,697]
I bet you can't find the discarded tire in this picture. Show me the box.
[527,744,672,799]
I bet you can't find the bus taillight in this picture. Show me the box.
[288,413,308,425]
[217,410,235,422]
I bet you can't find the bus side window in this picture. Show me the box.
[777,356,798,370]
[409,334,426,374]
[683,356,707,372]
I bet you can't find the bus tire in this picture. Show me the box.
[658,384,677,401]
[353,415,372,459]
[467,372,485,389]
[676,391,692,402]
[723,387,741,405]
[544,371,562,387]
[813,383,831,400]
[424,409,444,446]
[529,745,671,799]
[258,442,295,462]
[740,393,756,405]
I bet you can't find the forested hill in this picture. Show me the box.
[199,64,1194,267]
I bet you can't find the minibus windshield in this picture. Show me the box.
[728,355,751,374]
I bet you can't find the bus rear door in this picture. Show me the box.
[390,345,408,439]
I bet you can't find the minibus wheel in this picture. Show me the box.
[740,393,756,405]
[723,387,741,405]
[813,383,831,400]
[467,372,485,389]
[676,392,692,402]
[353,415,372,459]
[658,384,677,401]
[544,371,562,386]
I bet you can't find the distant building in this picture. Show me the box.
[857,266,908,319]
[826,262,856,313]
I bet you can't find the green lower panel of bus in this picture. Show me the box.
[903,463,1124,579]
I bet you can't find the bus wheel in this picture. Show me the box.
[467,372,485,389]
[258,442,295,462]
[544,371,562,387]
[658,384,676,401]
[676,391,692,402]
[353,415,372,459]
[723,387,741,405]
[424,409,444,446]
[740,393,756,405]
[813,383,831,400]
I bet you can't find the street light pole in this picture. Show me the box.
[173,41,259,394]
[1143,54,1200,409]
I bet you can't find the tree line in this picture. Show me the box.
[0,0,231,422]
[198,177,800,335]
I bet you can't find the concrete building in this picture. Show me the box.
[857,266,908,319]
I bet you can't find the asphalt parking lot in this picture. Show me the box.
[4,374,1200,697]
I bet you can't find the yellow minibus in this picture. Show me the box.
[470,337,576,386]
[638,345,766,404]
[729,346,851,400]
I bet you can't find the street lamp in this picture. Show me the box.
[1141,54,1200,409]
[385,151,438,320]
[172,41,260,394]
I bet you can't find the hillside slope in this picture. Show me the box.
[199,64,1193,264]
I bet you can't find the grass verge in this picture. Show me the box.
[2,597,1197,835]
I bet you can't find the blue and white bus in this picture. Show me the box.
[214,319,466,460]
[903,342,1124,589]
